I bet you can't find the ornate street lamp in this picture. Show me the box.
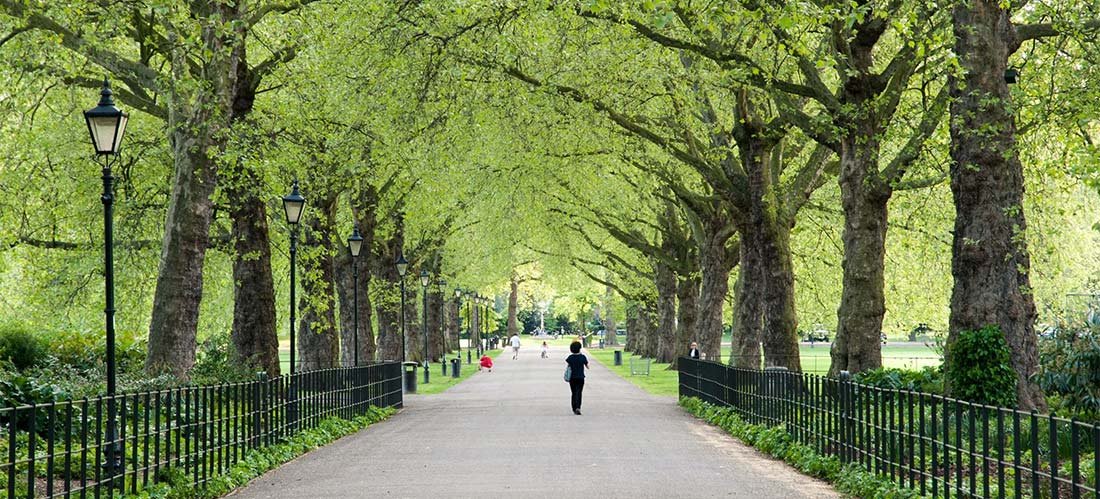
[437,279,448,355]
[396,254,408,364]
[282,181,306,375]
[282,181,305,430]
[84,78,128,484]
[347,227,364,366]
[420,270,430,384]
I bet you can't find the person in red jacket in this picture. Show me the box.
[478,354,493,372]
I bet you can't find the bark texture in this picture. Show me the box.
[296,193,340,371]
[695,211,736,362]
[947,0,1044,410]
[602,283,618,346]
[654,260,679,363]
[507,278,519,337]
[671,273,699,368]
[373,215,405,362]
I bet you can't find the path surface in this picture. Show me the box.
[229,346,839,498]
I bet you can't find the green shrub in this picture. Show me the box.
[680,397,924,498]
[189,333,255,385]
[853,366,943,394]
[945,325,1017,407]
[0,324,48,370]
[1037,324,1100,420]
[44,328,146,373]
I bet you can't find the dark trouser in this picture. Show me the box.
[569,378,584,410]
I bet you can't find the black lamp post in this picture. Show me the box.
[438,279,447,355]
[420,270,430,384]
[348,227,364,366]
[282,182,305,429]
[282,181,306,374]
[85,78,128,483]
[467,292,474,363]
[396,254,408,364]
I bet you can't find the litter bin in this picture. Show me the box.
[451,358,461,378]
[402,362,418,394]
[614,350,623,366]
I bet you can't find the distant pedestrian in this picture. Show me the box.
[688,342,701,360]
[540,341,549,359]
[564,341,589,415]
[479,354,493,372]
[510,333,521,359]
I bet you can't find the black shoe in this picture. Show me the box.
[573,409,581,415]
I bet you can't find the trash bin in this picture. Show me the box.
[402,362,418,394]
[451,358,461,378]
[614,350,622,366]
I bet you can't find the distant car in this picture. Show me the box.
[805,324,829,342]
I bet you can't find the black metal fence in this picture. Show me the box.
[1,362,403,498]
[679,358,1099,498]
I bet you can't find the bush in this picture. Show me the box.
[0,324,48,370]
[1037,323,1100,420]
[189,333,256,385]
[945,325,1017,407]
[44,328,146,373]
[853,366,943,394]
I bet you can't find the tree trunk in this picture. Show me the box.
[297,193,340,371]
[408,285,425,364]
[225,168,279,376]
[947,0,1044,410]
[225,56,278,377]
[757,212,800,371]
[654,260,678,363]
[695,213,735,363]
[624,305,638,352]
[373,214,405,362]
[671,273,700,368]
[141,2,243,378]
[144,120,220,377]
[427,288,444,362]
[602,283,618,346]
[507,277,519,336]
[730,260,761,369]
[738,123,801,371]
[830,147,889,375]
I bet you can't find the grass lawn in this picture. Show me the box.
[277,345,502,395]
[415,349,502,395]
[585,341,943,398]
[586,348,680,397]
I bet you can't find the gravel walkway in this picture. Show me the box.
[228,346,840,498]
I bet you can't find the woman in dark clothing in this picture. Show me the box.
[565,341,589,415]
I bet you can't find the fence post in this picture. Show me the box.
[839,370,852,463]
[763,366,788,425]
[252,372,266,449]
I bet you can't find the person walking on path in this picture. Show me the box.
[565,341,589,415]
[510,333,521,360]
[540,341,549,358]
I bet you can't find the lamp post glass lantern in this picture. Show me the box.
[85,78,127,482]
[348,227,363,366]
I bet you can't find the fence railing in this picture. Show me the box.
[679,358,1099,499]
[1,362,403,499]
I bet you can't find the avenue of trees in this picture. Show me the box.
[0,0,1098,411]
